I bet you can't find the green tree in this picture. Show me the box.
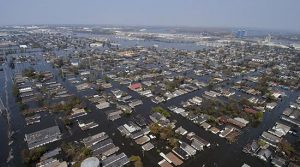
[152,106,170,117]
[129,155,143,167]
[278,140,295,157]
[21,147,47,165]
[254,112,264,121]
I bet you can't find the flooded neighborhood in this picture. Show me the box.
[0,25,300,167]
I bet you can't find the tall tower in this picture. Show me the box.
[265,34,271,43]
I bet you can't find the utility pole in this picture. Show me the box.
[101,61,103,76]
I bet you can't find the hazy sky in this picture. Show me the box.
[0,0,299,31]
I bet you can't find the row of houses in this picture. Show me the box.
[243,105,296,166]
[36,148,67,167]
[81,132,120,159]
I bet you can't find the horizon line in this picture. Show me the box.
[1,23,300,34]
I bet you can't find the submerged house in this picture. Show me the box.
[257,148,272,161]
[129,82,142,91]
[25,126,61,149]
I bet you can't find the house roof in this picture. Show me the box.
[262,131,281,143]
[257,148,272,159]
[166,152,183,166]
[172,148,189,160]
[272,156,286,167]
[130,83,142,89]
[158,159,173,167]
[244,107,257,114]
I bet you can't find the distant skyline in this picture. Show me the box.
[1,0,300,32]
